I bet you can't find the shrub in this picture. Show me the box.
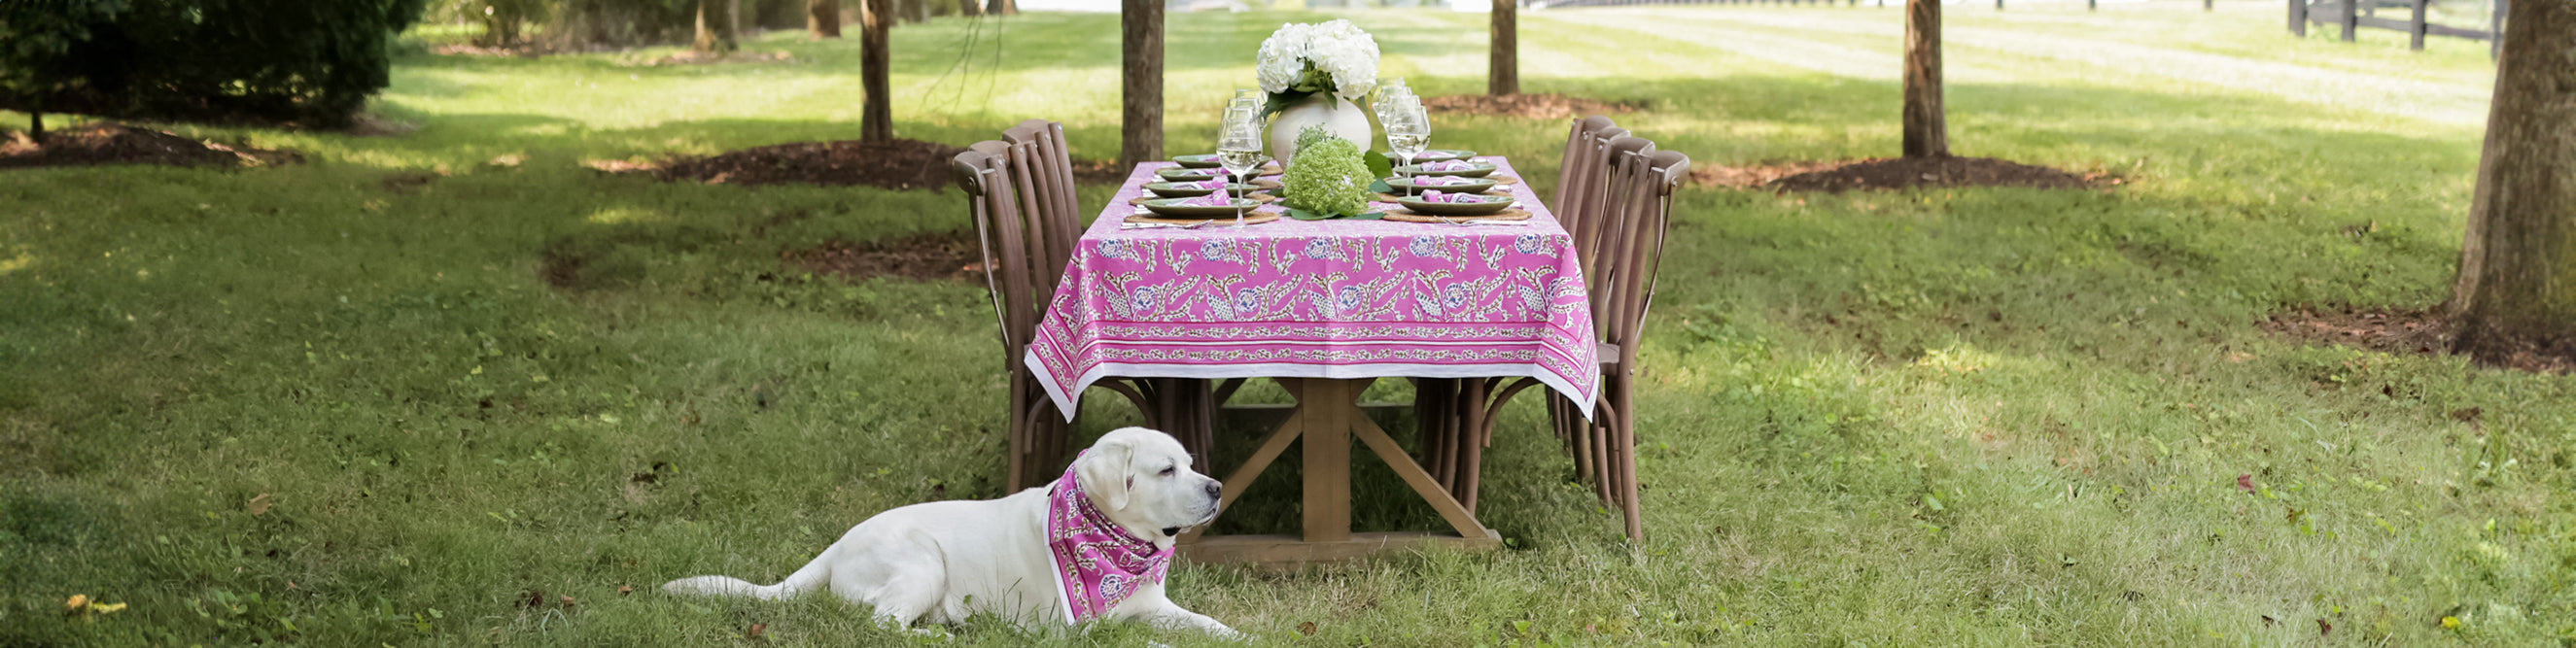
[0,0,429,127]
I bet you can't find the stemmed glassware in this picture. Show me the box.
[1381,96,1431,187]
[1373,80,1419,183]
[1215,103,1268,228]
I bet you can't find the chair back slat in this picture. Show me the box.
[1601,149,1688,370]
[1567,126,1632,281]
[1584,136,1655,330]
[1552,116,1619,235]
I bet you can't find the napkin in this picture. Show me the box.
[1417,159,1483,172]
[1417,190,1504,204]
[1410,176,1479,187]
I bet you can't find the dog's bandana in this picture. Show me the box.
[1045,452,1172,623]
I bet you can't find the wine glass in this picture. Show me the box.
[1215,105,1266,228]
[1383,97,1431,187]
[1373,83,1417,182]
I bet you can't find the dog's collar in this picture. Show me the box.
[1045,452,1173,624]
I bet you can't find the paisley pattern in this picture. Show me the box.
[1046,452,1170,623]
[1026,158,1599,419]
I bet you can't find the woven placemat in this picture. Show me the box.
[1377,190,1507,202]
[1382,209,1534,223]
[1125,210,1282,226]
[1133,193,1275,206]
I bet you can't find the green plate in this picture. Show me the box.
[1144,181,1260,197]
[1395,161,1499,178]
[1385,150,1475,164]
[1397,193,1515,216]
[1385,176,1500,195]
[1138,197,1263,219]
[1172,153,1222,169]
[1157,167,1254,182]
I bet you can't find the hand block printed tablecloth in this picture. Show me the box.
[1024,157,1599,421]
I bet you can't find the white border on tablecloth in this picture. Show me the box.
[1025,351,1598,424]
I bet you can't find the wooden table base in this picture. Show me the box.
[1178,378,1502,567]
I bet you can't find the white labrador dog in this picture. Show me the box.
[664,426,1237,637]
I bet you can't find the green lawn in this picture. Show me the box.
[6,3,2573,645]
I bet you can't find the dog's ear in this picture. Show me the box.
[1075,432,1135,511]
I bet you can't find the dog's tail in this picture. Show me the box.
[662,552,833,600]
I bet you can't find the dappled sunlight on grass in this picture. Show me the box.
[6,4,2575,646]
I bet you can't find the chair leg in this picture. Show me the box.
[1612,379,1642,541]
[1457,378,1489,515]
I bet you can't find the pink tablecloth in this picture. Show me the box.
[1025,157,1598,420]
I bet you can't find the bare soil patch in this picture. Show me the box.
[1694,155,2115,193]
[433,42,624,58]
[783,232,983,283]
[2258,307,2569,374]
[587,138,961,190]
[624,51,797,67]
[1,122,300,170]
[1418,93,1641,120]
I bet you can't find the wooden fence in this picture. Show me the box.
[2288,0,2503,55]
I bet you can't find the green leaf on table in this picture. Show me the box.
[1365,151,1395,183]
[1369,178,1393,194]
[1287,208,1334,221]
[1349,211,1385,221]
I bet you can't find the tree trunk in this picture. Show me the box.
[957,0,981,16]
[861,0,894,143]
[695,0,738,52]
[1901,0,1948,158]
[1489,0,1518,96]
[27,108,43,146]
[903,0,926,23]
[2446,0,2576,368]
[1120,0,1164,170]
[988,0,1016,16]
[810,0,842,38]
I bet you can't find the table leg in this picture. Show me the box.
[1301,378,1355,543]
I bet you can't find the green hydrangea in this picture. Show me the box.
[1280,126,1374,219]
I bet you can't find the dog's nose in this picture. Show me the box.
[1203,481,1223,499]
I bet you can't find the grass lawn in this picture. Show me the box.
[6,2,2573,645]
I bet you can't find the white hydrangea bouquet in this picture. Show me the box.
[1256,19,1380,115]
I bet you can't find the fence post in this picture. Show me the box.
[2290,0,2308,36]
[2490,0,2506,58]
[2411,0,2427,50]
[2341,0,2356,41]
[2207,0,2213,11]
[2088,0,2096,10]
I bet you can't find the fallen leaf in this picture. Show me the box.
[558,595,575,607]
[2262,615,2278,627]
[247,493,272,515]
[617,585,634,597]
[89,601,125,615]
[747,623,767,638]
[2237,474,2256,494]
[2441,616,2461,630]
[65,595,87,611]
[1298,621,1317,636]
[518,589,545,609]
[2317,619,2333,636]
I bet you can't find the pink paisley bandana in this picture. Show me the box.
[1045,452,1172,623]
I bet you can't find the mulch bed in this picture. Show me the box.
[782,232,984,283]
[1,122,299,170]
[1418,93,1640,120]
[1694,155,2116,193]
[2258,307,2571,374]
[588,138,961,190]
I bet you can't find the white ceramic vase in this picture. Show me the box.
[1267,92,1374,166]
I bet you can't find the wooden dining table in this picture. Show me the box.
[1021,157,1599,566]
